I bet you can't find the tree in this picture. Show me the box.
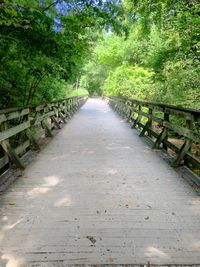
[0,0,125,108]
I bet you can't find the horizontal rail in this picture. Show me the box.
[0,96,88,174]
[105,96,200,173]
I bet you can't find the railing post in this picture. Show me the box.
[163,112,169,151]
[140,107,152,137]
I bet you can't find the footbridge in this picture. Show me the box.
[0,96,200,266]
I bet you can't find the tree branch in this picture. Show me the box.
[43,0,61,12]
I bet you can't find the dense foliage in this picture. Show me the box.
[80,0,200,108]
[1,0,199,109]
[0,0,123,108]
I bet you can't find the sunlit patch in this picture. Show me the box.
[1,253,24,267]
[106,168,117,175]
[26,176,61,199]
[145,246,169,258]
[192,240,200,250]
[81,149,95,155]
[54,196,72,207]
[106,146,131,150]
[43,176,60,187]
[27,187,49,198]
[87,150,95,154]
[2,216,8,222]
[3,218,23,231]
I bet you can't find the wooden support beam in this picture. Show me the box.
[26,128,40,150]
[51,116,61,129]
[173,139,192,166]
[0,140,24,169]
[163,113,169,151]
[153,127,168,149]
[59,112,67,123]
[131,106,141,129]
[0,121,30,142]
[140,108,152,137]
[41,120,53,137]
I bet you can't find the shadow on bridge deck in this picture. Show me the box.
[0,98,200,266]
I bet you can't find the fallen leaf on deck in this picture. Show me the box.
[8,202,16,206]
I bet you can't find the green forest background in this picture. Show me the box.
[1,0,199,109]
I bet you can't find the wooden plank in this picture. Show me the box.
[1,98,200,265]
[0,107,24,114]
[51,116,61,129]
[35,105,46,112]
[164,121,199,142]
[34,111,55,125]
[26,129,40,150]
[163,113,169,151]
[41,120,53,137]
[127,97,200,116]
[6,108,30,121]
[0,114,7,124]
[147,128,200,168]
[0,109,29,124]
[141,112,163,125]
[173,139,192,166]
[15,140,30,155]
[59,112,67,123]
[0,121,30,142]
[0,140,30,170]
[131,106,142,129]
[164,108,194,120]
[153,127,168,149]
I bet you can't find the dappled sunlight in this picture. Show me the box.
[43,176,60,187]
[54,196,72,207]
[106,145,131,150]
[105,168,118,175]
[27,187,50,199]
[145,246,170,259]
[82,99,111,113]
[27,175,61,199]
[1,253,24,267]
[192,240,200,251]
[2,216,8,222]
[3,219,23,231]
[51,154,70,160]
[0,218,24,245]
[81,149,95,155]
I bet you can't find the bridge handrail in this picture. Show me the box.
[110,96,200,117]
[0,96,87,174]
[105,96,200,172]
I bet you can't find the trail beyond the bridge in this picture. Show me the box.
[0,98,200,266]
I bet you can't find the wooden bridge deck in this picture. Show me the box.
[0,98,200,266]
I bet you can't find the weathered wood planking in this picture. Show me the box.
[0,98,200,265]
[0,96,87,174]
[106,96,200,172]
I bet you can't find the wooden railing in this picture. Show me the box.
[0,96,87,174]
[106,96,200,172]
